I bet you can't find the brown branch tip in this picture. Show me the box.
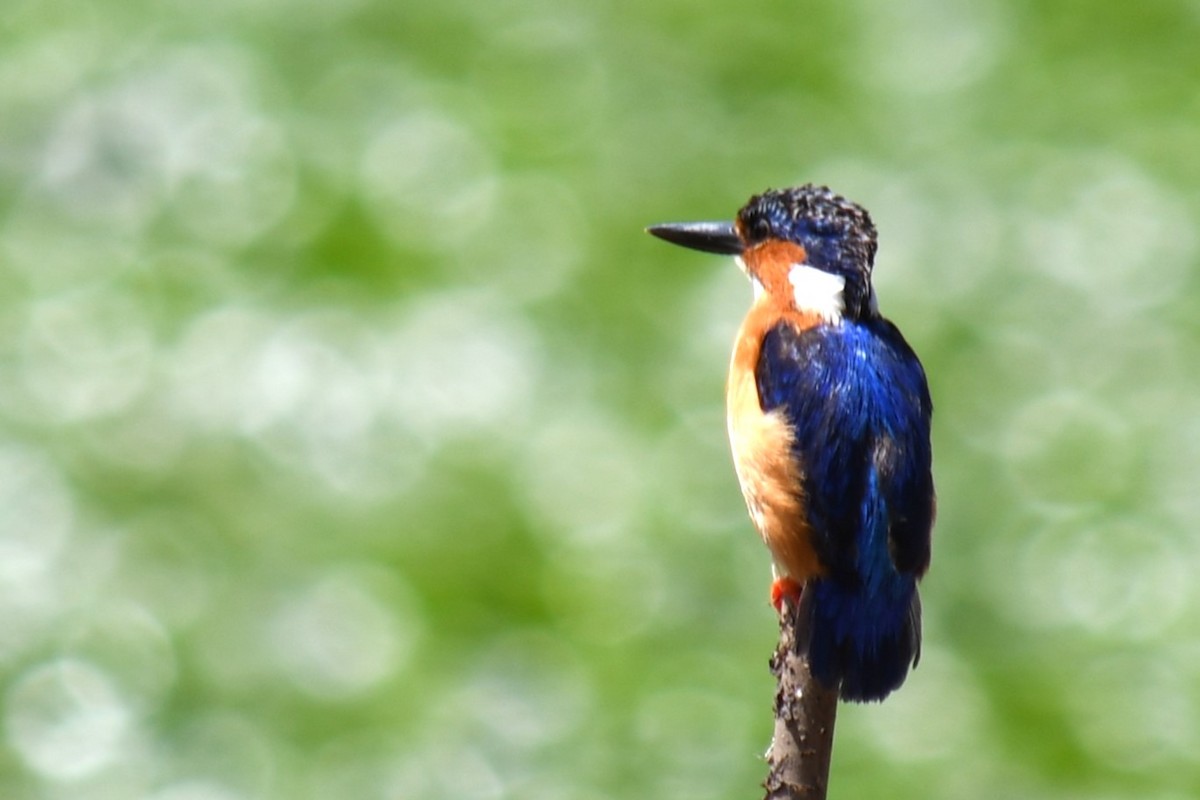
[763,601,839,800]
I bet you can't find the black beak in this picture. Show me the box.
[646,220,742,255]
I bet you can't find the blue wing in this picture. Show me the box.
[756,317,934,701]
[756,317,933,580]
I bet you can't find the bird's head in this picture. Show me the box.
[648,184,878,321]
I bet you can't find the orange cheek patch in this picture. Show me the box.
[747,240,808,265]
[744,240,808,295]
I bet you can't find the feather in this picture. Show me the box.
[756,317,934,701]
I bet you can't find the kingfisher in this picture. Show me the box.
[647,185,934,702]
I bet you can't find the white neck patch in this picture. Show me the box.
[787,263,845,321]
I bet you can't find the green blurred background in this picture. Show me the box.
[1,0,1198,798]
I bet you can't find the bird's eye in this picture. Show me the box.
[749,217,772,242]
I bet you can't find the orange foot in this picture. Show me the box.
[770,576,803,613]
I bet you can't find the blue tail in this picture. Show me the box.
[799,453,925,702]
[801,575,921,702]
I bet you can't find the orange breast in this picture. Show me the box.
[726,302,825,582]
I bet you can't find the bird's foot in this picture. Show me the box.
[770,576,803,614]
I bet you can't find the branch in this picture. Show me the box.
[763,599,838,800]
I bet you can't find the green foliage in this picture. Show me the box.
[1,0,1198,797]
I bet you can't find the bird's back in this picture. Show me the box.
[753,315,934,701]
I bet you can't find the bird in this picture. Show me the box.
[647,184,935,702]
